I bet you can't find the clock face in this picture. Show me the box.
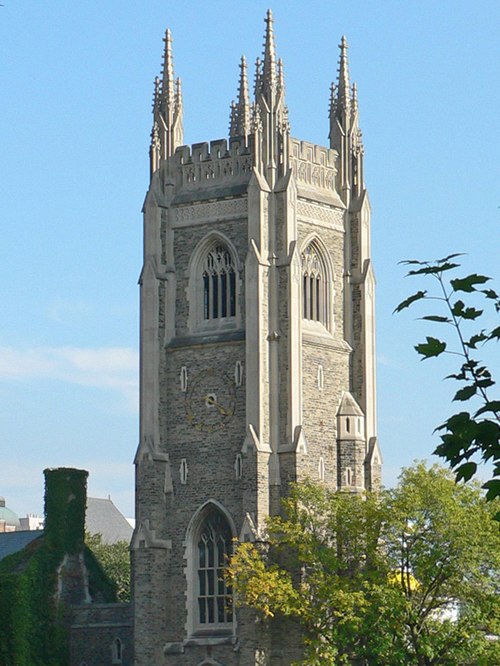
[185,368,236,432]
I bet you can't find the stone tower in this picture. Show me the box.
[133,12,381,665]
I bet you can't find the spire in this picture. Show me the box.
[336,36,351,116]
[262,9,277,96]
[230,56,251,139]
[329,36,364,202]
[161,29,175,110]
[150,28,184,167]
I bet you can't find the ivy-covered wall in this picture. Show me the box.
[0,468,117,666]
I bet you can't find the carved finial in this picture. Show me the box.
[329,81,337,119]
[277,57,285,96]
[254,56,262,96]
[229,101,238,136]
[251,102,263,133]
[351,82,358,115]
[175,77,183,113]
[262,9,277,96]
[152,76,161,113]
[336,35,351,115]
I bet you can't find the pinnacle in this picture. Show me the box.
[161,28,175,105]
[336,34,351,116]
[262,8,277,95]
[230,54,251,138]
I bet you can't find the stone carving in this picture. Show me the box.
[173,198,247,225]
[297,200,344,230]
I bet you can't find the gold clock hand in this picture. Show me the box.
[205,395,229,416]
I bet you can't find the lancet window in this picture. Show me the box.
[302,242,329,326]
[202,245,236,320]
[196,510,233,627]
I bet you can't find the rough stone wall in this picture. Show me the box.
[70,603,132,666]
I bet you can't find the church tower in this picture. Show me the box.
[133,13,381,665]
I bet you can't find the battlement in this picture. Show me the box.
[290,138,337,192]
[170,136,254,190]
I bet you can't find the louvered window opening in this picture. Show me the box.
[302,245,328,325]
[203,246,236,320]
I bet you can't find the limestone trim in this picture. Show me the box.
[172,197,248,228]
[241,423,271,453]
[302,332,351,352]
[296,199,344,231]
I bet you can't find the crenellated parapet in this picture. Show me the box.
[290,139,338,194]
[167,138,254,192]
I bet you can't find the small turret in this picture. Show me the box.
[229,56,251,140]
[253,10,290,186]
[149,28,184,174]
[336,392,366,491]
[329,36,364,204]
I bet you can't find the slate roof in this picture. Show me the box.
[86,497,133,545]
[0,530,43,561]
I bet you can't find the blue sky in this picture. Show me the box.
[1,1,499,519]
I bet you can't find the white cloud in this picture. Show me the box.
[0,345,138,409]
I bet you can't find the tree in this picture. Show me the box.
[394,255,500,511]
[85,533,131,602]
[227,465,500,665]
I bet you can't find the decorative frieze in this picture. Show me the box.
[173,198,248,227]
[297,200,344,231]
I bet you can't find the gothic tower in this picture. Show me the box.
[133,13,381,665]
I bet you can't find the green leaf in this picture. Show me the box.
[455,462,477,483]
[408,263,459,276]
[445,370,466,381]
[415,337,446,359]
[487,325,500,340]
[419,315,451,323]
[476,378,494,389]
[481,288,499,300]
[482,479,500,502]
[461,307,483,320]
[393,290,427,314]
[453,385,477,401]
[451,300,465,317]
[475,401,500,417]
[450,274,491,293]
[475,420,500,448]
[436,253,465,263]
[399,259,426,266]
[465,332,488,349]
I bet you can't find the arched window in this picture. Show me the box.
[194,508,233,628]
[202,245,236,320]
[301,242,329,326]
[187,234,241,333]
